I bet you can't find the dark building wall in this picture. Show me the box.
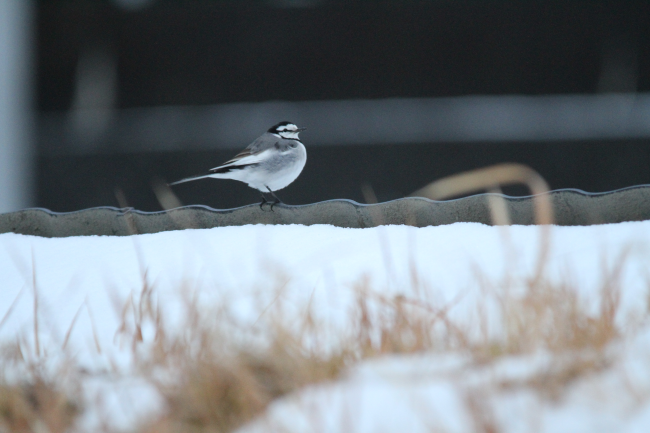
[37,0,650,109]
[35,0,650,212]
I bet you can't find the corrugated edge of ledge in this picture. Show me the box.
[1,185,650,237]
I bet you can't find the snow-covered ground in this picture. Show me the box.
[1,221,650,432]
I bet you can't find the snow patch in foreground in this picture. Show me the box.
[239,334,650,433]
[1,221,649,431]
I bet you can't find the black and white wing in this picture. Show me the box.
[209,134,278,174]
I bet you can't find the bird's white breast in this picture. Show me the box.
[265,143,307,191]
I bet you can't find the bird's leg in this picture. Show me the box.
[266,187,283,203]
[259,192,271,211]
[266,186,283,211]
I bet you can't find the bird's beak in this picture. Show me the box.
[296,127,307,132]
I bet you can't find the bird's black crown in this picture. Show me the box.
[268,121,294,133]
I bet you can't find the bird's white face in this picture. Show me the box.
[276,123,303,140]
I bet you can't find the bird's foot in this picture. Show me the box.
[260,188,285,212]
[259,196,271,211]
[269,199,283,211]
[259,195,283,212]
[259,200,283,212]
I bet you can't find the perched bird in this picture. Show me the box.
[169,121,307,210]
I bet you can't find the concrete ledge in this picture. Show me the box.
[2,185,650,237]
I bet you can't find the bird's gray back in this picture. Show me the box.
[217,132,303,171]
[246,132,281,154]
[218,133,283,167]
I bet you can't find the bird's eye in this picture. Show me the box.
[290,143,297,148]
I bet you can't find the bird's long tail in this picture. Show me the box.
[168,174,213,186]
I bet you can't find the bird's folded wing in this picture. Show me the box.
[209,148,273,172]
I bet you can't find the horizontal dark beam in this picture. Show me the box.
[40,93,650,155]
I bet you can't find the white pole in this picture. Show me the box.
[0,0,34,213]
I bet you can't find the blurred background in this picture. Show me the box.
[1,0,650,213]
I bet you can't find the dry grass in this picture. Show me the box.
[125,256,632,433]
[118,284,346,433]
[0,252,639,433]
[140,340,346,433]
[0,348,80,433]
[0,378,79,433]
[0,261,633,433]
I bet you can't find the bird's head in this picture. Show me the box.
[269,121,306,140]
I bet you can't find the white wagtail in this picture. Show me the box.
[170,121,307,210]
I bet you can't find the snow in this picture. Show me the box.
[1,221,650,431]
